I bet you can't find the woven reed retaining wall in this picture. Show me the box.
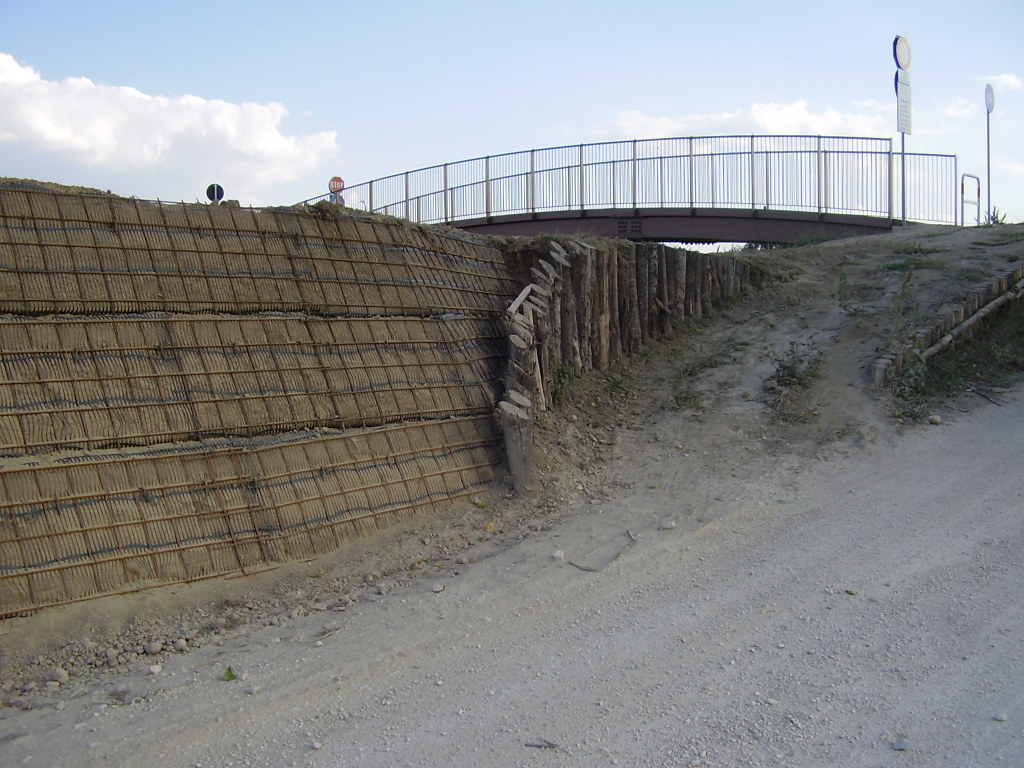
[0,187,517,616]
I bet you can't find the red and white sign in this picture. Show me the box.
[328,176,345,193]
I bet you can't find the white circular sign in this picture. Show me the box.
[985,83,995,113]
[893,35,911,70]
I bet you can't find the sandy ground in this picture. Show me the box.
[1,224,1023,767]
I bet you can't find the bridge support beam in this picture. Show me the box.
[452,208,900,245]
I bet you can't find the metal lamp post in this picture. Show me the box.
[985,83,994,223]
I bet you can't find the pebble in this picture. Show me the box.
[660,519,678,530]
[994,712,1009,722]
[173,638,188,652]
[552,550,566,561]
[48,667,70,684]
[928,414,943,425]
[890,734,911,751]
[432,583,445,593]
[148,664,162,676]
[144,642,163,655]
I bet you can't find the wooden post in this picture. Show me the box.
[608,244,621,363]
[674,248,688,322]
[596,247,611,369]
[498,400,535,493]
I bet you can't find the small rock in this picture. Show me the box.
[890,734,911,751]
[311,741,323,750]
[144,642,163,655]
[432,583,445,593]
[994,712,1009,722]
[928,414,943,425]
[148,664,162,676]
[173,638,188,652]
[552,550,566,561]
[660,520,678,530]
[48,667,70,684]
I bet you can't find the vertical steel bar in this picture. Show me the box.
[750,135,756,211]
[986,108,991,223]
[824,151,830,212]
[711,144,717,207]
[954,155,959,226]
[404,172,410,221]
[529,149,536,216]
[900,134,906,226]
[688,137,694,207]
[626,140,634,211]
[887,139,894,220]
[579,144,585,212]
[485,156,492,219]
[816,136,823,214]
[660,156,665,208]
[443,163,449,222]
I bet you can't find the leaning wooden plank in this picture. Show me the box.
[507,284,534,317]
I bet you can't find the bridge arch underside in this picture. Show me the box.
[452,207,896,244]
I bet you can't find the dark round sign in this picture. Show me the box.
[206,183,225,202]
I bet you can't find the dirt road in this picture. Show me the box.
[2,382,1021,767]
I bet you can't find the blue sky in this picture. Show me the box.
[2,0,1021,222]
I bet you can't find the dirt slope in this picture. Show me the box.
[1,223,1023,767]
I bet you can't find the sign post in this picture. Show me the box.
[893,35,912,227]
[985,83,994,223]
[328,176,345,206]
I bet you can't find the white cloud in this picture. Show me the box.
[604,109,742,139]
[982,74,1023,91]
[0,53,337,203]
[942,98,976,120]
[602,100,890,141]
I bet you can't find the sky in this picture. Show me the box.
[2,0,1021,223]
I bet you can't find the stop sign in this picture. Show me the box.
[328,176,345,193]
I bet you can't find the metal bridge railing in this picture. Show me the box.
[300,135,958,226]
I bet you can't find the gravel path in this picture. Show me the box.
[3,385,1021,768]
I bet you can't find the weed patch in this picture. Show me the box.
[888,299,1024,419]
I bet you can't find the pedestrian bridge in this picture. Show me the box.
[302,135,960,243]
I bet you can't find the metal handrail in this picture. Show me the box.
[299,135,957,226]
[961,173,982,227]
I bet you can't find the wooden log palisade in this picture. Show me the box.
[498,238,762,493]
